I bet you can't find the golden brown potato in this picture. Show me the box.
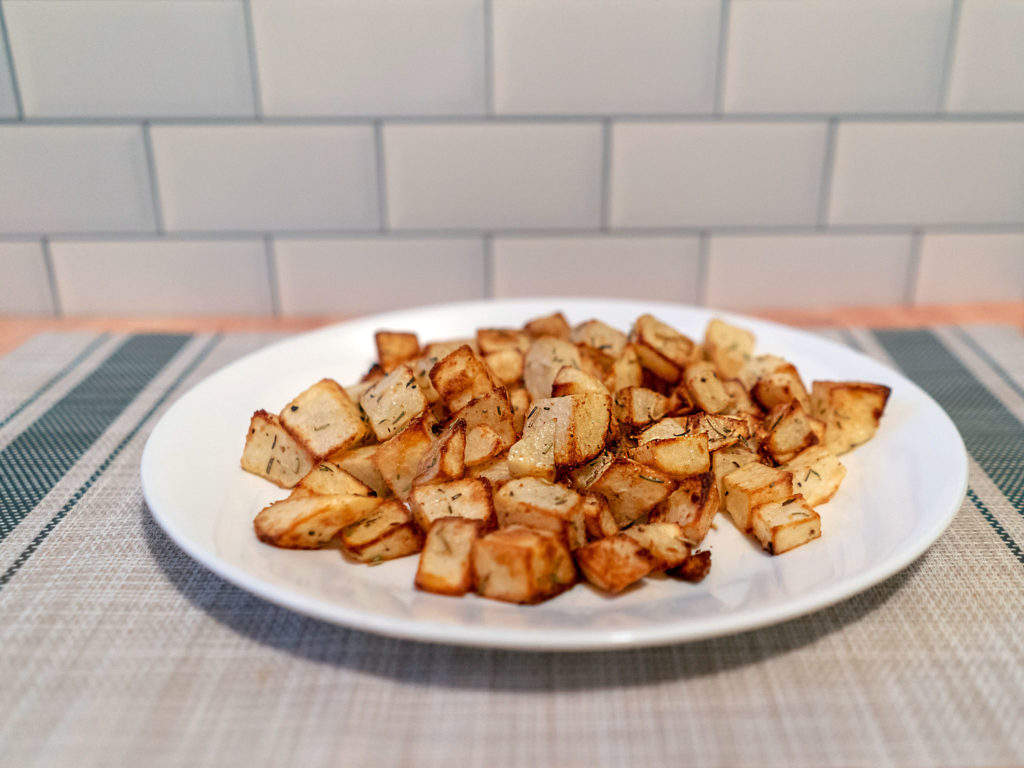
[523,312,571,340]
[360,364,429,442]
[761,401,824,465]
[571,319,629,358]
[580,494,619,540]
[429,345,498,412]
[784,445,847,506]
[523,337,583,401]
[291,460,375,498]
[629,314,697,383]
[413,418,467,486]
[810,380,891,455]
[704,318,755,379]
[279,379,370,460]
[415,517,482,596]
[332,444,390,497]
[684,361,733,414]
[587,457,677,527]
[372,414,436,499]
[242,409,315,488]
[613,386,670,427]
[340,499,423,563]
[472,526,576,603]
[375,331,420,373]
[408,477,496,532]
[628,433,710,480]
[494,477,586,549]
[575,534,656,593]
[254,493,382,549]
[721,462,794,533]
[621,522,691,570]
[650,472,720,545]
[751,496,820,554]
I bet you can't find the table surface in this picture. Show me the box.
[1,302,1022,768]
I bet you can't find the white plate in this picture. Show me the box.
[142,298,967,651]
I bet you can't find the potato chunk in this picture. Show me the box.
[810,380,891,455]
[477,328,531,355]
[621,522,691,570]
[571,319,628,358]
[494,477,586,549]
[575,534,656,593]
[523,312,571,340]
[473,526,576,604]
[605,343,644,393]
[650,472,720,545]
[413,418,466,486]
[372,414,436,500]
[684,361,733,414]
[482,348,524,385]
[360,364,429,442]
[340,499,423,563]
[375,331,420,373]
[629,314,697,383]
[292,460,375,498]
[629,433,710,480]
[722,462,794,533]
[704,318,755,379]
[751,496,821,554]
[784,445,847,506]
[279,379,369,460]
[613,387,670,427]
[254,493,382,549]
[408,477,496,532]
[523,338,583,400]
[429,345,498,412]
[510,393,611,475]
[711,445,762,502]
[415,517,482,596]
[551,365,610,397]
[333,444,389,497]
[241,409,315,488]
[452,392,518,465]
[581,494,618,540]
[761,401,824,465]
[588,457,677,527]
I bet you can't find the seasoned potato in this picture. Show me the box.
[751,496,820,554]
[340,499,423,563]
[684,361,733,414]
[494,477,586,549]
[551,365,610,398]
[752,368,811,412]
[613,387,670,427]
[629,314,697,383]
[511,393,612,474]
[242,410,315,488]
[704,318,755,379]
[482,348,525,385]
[575,534,656,593]
[429,345,497,412]
[580,494,619,540]
[375,331,420,373]
[414,418,466,486]
[360,364,429,442]
[810,380,891,455]
[477,328,531,355]
[408,477,496,532]
[333,444,389,497]
[650,472,720,545]
[784,445,847,506]
[588,457,677,527]
[669,550,712,582]
[372,414,436,500]
[605,343,644,393]
[761,401,823,465]
[415,517,482,596]
[291,460,375,498]
[466,455,513,486]
[523,312,571,340]
[722,462,794,533]
[280,379,369,460]
[523,338,583,401]
[621,522,691,570]
[711,445,763,502]
[472,526,576,603]
[628,433,710,480]
[571,319,629,358]
[254,493,382,549]
[452,391,518,465]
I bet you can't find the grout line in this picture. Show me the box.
[599,119,613,231]
[141,122,165,234]
[482,234,494,299]
[40,237,63,318]
[483,0,494,116]
[696,231,710,305]
[904,229,925,305]
[374,120,389,232]
[816,118,839,227]
[712,0,732,115]
[0,0,24,120]
[241,0,264,119]
[936,0,964,112]
[263,234,281,316]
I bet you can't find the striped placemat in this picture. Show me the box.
[0,326,1022,768]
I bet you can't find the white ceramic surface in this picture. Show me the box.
[142,299,968,651]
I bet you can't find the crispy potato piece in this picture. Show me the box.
[621,522,691,570]
[761,401,823,465]
[467,455,512,486]
[704,318,755,379]
[588,457,677,527]
[752,368,811,412]
[668,550,712,582]
[629,314,697,383]
[415,517,482,596]
[575,534,656,593]
[340,499,423,563]
[711,445,762,502]
[523,338,583,401]
[242,409,315,488]
[332,444,390,497]
[605,343,644,393]
[571,319,628,358]
[636,416,694,443]
[575,342,616,383]
[650,472,720,545]
[465,423,505,466]
[613,386,670,427]
[359,364,386,385]
[280,379,369,460]
[254,493,382,549]
[523,312,571,340]
[784,445,847,507]
[429,345,497,412]
[738,354,791,390]
[494,477,586,549]
[408,477,496,532]
[810,380,891,455]
[477,328,531,355]
[685,412,751,451]
[511,393,612,474]
[360,364,429,442]
[551,365,610,397]
[473,526,576,603]
[508,412,557,481]
[483,348,524,385]
[375,331,420,373]
[751,496,820,554]
[372,414,436,500]
[508,386,531,434]
[581,494,618,540]
[684,361,733,414]
[722,462,794,533]
[629,433,710,480]
[567,451,616,492]
[292,460,375,498]
[722,378,762,417]
[414,419,466,486]
[452,391,518,464]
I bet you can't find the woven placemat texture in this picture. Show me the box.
[0,326,1022,768]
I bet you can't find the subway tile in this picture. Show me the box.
[0,241,53,314]
[384,123,602,229]
[724,0,952,114]
[946,1,1024,113]
[151,125,378,232]
[492,236,700,302]
[0,126,155,234]
[706,234,913,310]
[828,122,1024,226]
[493,0,719,115]
[915,233,1024,304]
[49,239,271,315]
[273,238,485,316]
[251,0,484,116]
[0,35,16,118]
[610,122,827,228]
[4,0,254,118]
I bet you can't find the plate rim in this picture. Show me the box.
[141,297,968,651]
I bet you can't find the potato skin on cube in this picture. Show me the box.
[340,499,423,564]
[575,534,656,593]
[279,379,369,461]
[415,517,482,596]
[242,409,315,488]
[472,526,576,604]
[254,493,383,549]
[751,496,821,554]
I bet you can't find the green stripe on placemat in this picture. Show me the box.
[0,334,191,543]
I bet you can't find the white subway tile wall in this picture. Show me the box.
[0,0,1020,316]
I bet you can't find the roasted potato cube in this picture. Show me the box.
[280,379,369,460]
[752,368,811,412]
[704,318,755,379]
[581,494,618,540]
[241,409,315,488]
[575,534,656,593]
[810,380,891,455]
[333,444,390,497]
[685,412,751,451]
[551,365,610,397]
[751,496,821,554]
[605,343,644,393]
[722,462,794,533]
[375,331,420,373]
[738,354,791,390]
[359,363,386,385]
[523,312,571,340]
[414,517,482,596]
[408,477,496,532]
[414,419,466,486]
[429,345,497,412]
[711,445,763,502]
[636,416,693,443]
[510,394,612,474]
[613,386,670,427]
[467,455,512,486]
[465,423,505,466]
[494,477,586,549]
[650,472,720,545]
[452,391,518,464]
[472,526,576,603]
[477,328,531,355]
[254,493,382,549]
[523,337,583,401]
[629,432,710,480]
[340,499,423,563]
[483,348,524,385]
[567,451,616,492]
[359,364,428,442]
[571,319,628,358]
[722,378,762,417]
[629,314,697,383]
[784,445,847,506]
[508,386,531,434]
[588,457,677,527]
[668,550,712,582]
[410,354,443,404]
[508,414,557,481]
[761,401,824,465]
[684,361,733,414]
[372,414,436,499]
[292,460,375,498]
[621,522,691,570]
